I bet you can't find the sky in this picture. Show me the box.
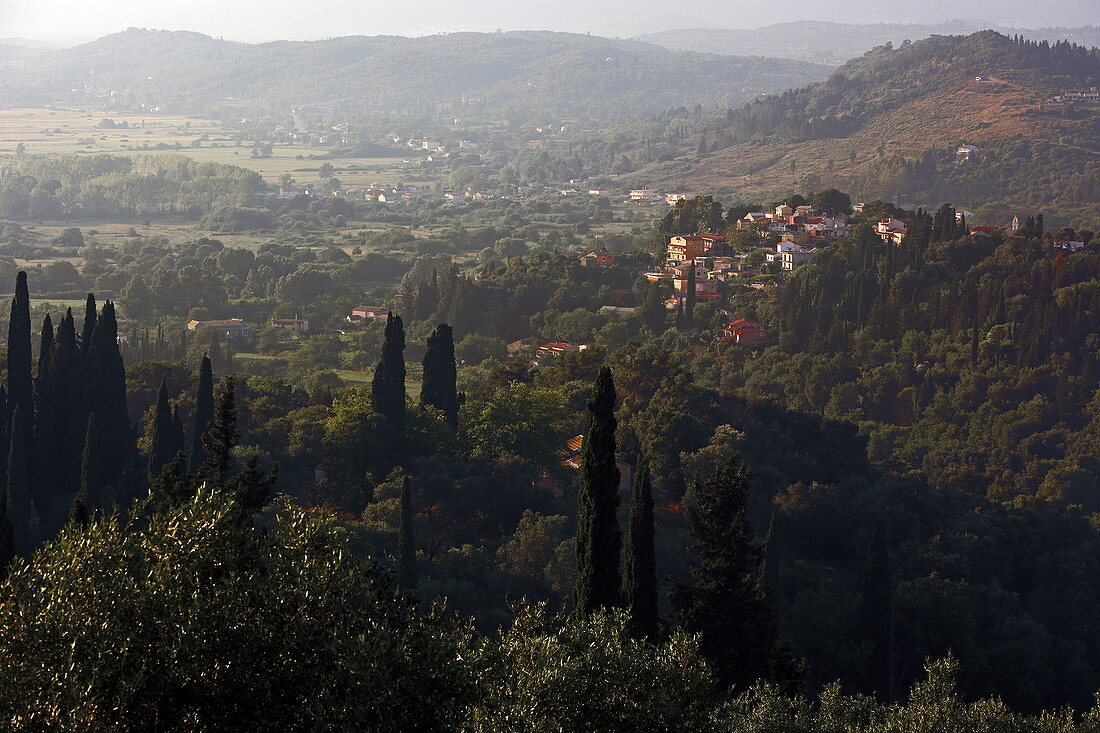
[1,0,1097,45]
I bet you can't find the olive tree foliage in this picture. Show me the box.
[467,605,717,732]
[713,655,1092,733]
[0,489,477,731]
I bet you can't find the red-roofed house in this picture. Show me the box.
[721,318,769,345]
[579,250,616,267]
[667,234,723,263]
[537,343,588,358]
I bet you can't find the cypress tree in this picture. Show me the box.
[171,406,186,459]
[87,301,130,487]
[202,376,240,484]
[190,354,215,472]
[7,272,33,437]
[80,293,97,351]
[33,316,57,522]
[36,314,53,385]
[147,378,177,479]
[227,455,277,520]
[80,414,104,512]
[398,474,417,589]
[574,366,621,616]
[0,486,13,573]
[371,313,406,425]
[51,309,80,500]
[672,455,788,688]
[623,456,658,639]
[7,405,31,553]
[420,323,459,427]
[0,388,8,495]
[858,517,894,701]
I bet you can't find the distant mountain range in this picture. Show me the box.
[634,31,1100,228]
[640,21,1100,65]
[0,28,832,120]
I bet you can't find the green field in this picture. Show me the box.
[0,108,414,190]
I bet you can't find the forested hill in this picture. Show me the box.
[0,28,831,120]
[640,21,1100,64]
[635,32,1100,228]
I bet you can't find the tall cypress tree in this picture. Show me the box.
[51,308,80,500]
[80,413,104,511]
[190,354,215,472]
[0,485,13,573]
[80,293,97,351]
[33,316,57,524]
[36,314,53,386]
[398,474,417,589]
[623,456,658,639]
[87,301,130,488]
[371,313,406,425]
[672,455,791,689]
[574,365,621,616]
[6,405,30,553]
[7,272,33,440]
[420,323,458,427]
[0,388,8,497]
[147,378,177,479]
[202,376,240,485]
[171,406,186,459]
[858,517,894,701]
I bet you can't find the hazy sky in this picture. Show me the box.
[2,0,1097,44]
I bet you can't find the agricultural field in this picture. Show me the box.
[0,108,411,189]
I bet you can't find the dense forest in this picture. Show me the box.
[0,177,1096,725]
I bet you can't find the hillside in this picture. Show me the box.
[630,32,1100,228]
[641,21,1100,65]
[0,28,832,120]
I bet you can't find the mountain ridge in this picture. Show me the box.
[0,28,832,120]
[629,31,1100,227]
[640,21,1100,64]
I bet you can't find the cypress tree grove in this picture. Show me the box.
[190,354,215,472]
[573,365,621,616]
[398,474,417,589]
[623,456,658,639]
[420,323,459,427]
[672,455,789,689]
[371,313,406,425]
